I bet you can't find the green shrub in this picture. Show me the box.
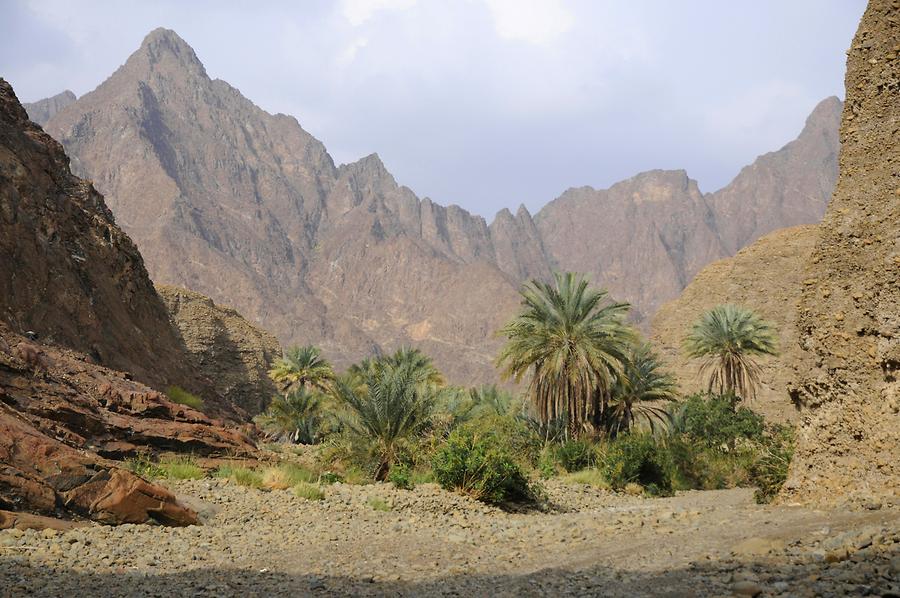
[537,447,559,479]
[749,426,795,503]
[431,428,534,504]
[125,455,165,479]
[166,386,205,410]
[159,456,205,480]
[672,394,764,448]
[293,482,325,501]
[560,468,609,489]
[387,463,414,490]
[214,464,264,488]
[667,437,753,490]
[555,439,596,472]
[319,470,344,485]
[601,433,674,496]
[125,455,204,480]
[367,496,391,512]
[464,413,544,468]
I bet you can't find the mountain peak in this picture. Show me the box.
[131,28,207,77]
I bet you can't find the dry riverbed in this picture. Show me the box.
[1,480,898,597]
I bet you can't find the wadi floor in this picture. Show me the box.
[1,480,897,597]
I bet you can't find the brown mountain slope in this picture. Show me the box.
[40,28,840,386]
[0,79,254,526]
[23,90,76,127]
[707,97,841,255]
[783,0,900,507]
[535,170,725,322]
[534,101,840,324]
[42,28,526,382]
[651,225,819,423]
[0,77,204,398]
[157,285,282,416]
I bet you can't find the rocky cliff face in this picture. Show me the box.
[23,90,76,127]
[0,79,255,526]
[0,77,212,400]
[39,28,841,385]
[784,0,900,507]
[651,225,819,423]
[157,285,282,415]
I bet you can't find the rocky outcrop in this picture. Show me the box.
[23,90,76,127]
[0,321,253,526]
[1,79,255,526]
[157,285,281,415]
[40,28,841,386]
[651,225,819,423]
[783,0,900,507]
[0,77,230,415]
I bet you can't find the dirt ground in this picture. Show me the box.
[1,480,897,597]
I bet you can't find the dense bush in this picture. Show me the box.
[388,463,414,490]
[672,394,765,448]
[431,428,534,504]
[601,433,674,496]
[748,425,795,503]
[667,438,753,490]
[555,439,596,472]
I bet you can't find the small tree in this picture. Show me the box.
[333,359,438,480]
[268,345,335,394]
[684,305,777,407]
[605,343,677,436]
[256,389,323,444]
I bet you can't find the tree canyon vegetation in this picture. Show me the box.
[1,2,899,596]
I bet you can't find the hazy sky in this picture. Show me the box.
[2,0,864,218]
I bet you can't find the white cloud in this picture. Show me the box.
[336,36,370,67]
[340,0,418,27]
[484,0,573,45]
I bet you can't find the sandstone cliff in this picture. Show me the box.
[784,0,900,507]
[157,285,282,415]
[39,28,841,386]
[651,225,819,423]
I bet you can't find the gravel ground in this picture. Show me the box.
[1,480,897,597]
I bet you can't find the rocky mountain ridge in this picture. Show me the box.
[35,28,841,384]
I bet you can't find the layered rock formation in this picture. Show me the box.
[157,285,282,415]
[0,78,254,526]
[784,0,900,506]
[23,90,76,127]
[651,225,819,423]
[38,28,841,385]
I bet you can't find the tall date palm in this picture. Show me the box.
[497,272,633,436]
[684,304,778,406]
[268,345,335,394]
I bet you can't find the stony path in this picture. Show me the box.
[1,480,897,597]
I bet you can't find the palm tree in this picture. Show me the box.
[332,359,437,480]
[497,272,634,437]
[268,345,335,394]
[256,388,323,444]
[468,384,514,418]
[381,346,445,388]
[684,304,778,406]
[605,343,678,436]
